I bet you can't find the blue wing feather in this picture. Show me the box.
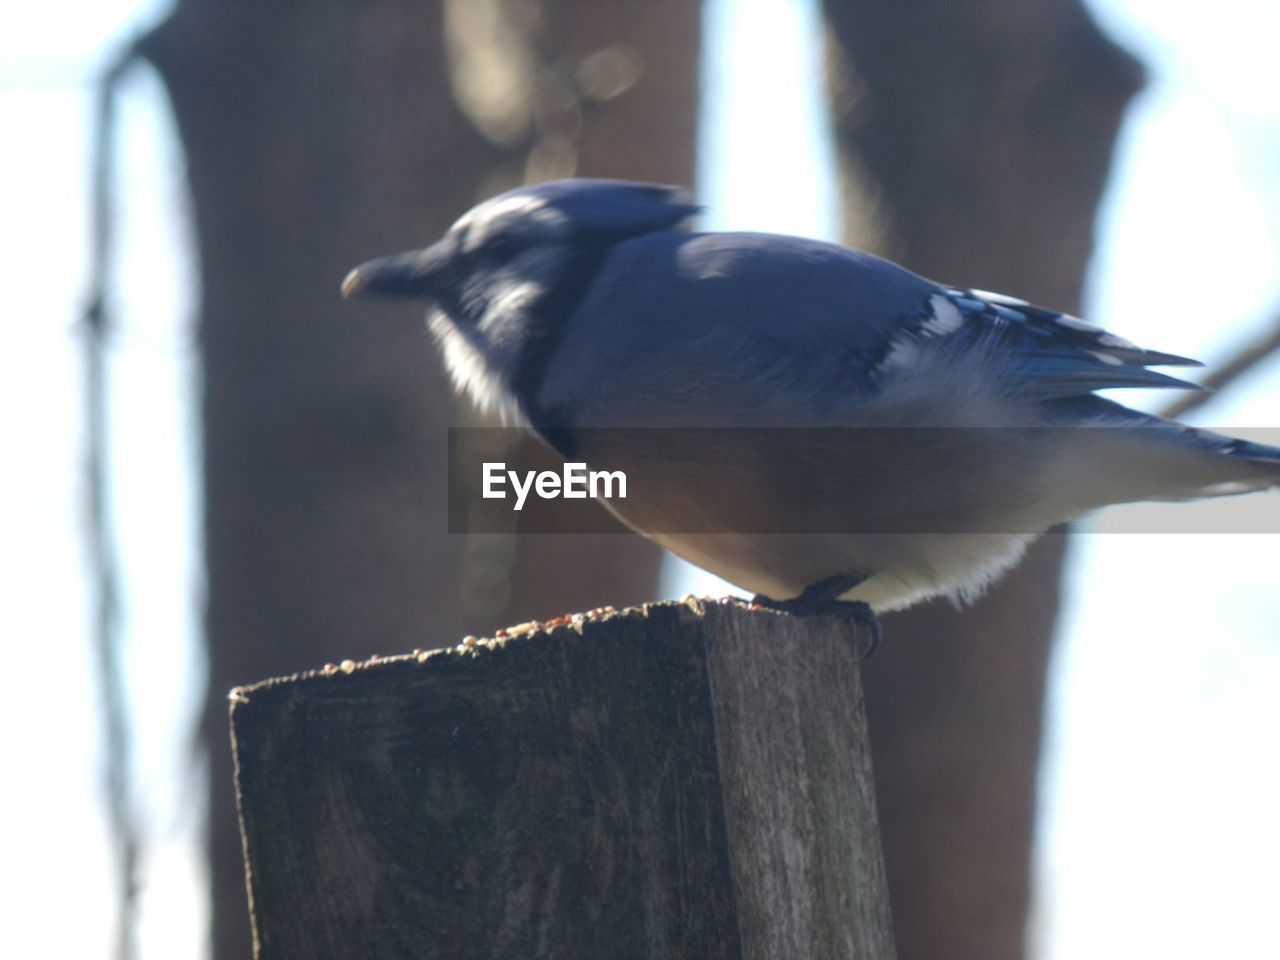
[882,286,1206,399]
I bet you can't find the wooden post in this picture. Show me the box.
[230,599,896,960]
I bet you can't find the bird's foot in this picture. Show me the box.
[752,574,882,659]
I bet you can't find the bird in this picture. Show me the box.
[342,178,1280,644]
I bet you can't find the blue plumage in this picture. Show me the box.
[344,178,1280,614]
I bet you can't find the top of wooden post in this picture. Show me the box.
[231,598,894,960]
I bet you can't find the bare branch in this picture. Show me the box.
[1161,310,1280,420]
[82,39,144,960]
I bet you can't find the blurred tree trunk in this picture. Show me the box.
[820,2,1142,958]
[139,2,699,956]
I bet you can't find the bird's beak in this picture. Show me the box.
[341,237,457,300]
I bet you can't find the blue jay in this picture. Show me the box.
[343,178,1280,634]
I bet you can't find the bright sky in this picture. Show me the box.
[3,0,1278,957]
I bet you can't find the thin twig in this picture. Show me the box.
[83,41,142,960]
[1160,311,1280,420]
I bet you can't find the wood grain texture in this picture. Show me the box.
[706,607,894,959]
[232,600,894,960]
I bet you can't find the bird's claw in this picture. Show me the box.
[751,574,882,659]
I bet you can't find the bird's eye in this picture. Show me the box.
[476,230,523,261]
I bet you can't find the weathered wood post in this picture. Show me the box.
[230,599,896,959]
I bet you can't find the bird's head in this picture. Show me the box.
[343,179,698,304]
[343,178,699,417]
